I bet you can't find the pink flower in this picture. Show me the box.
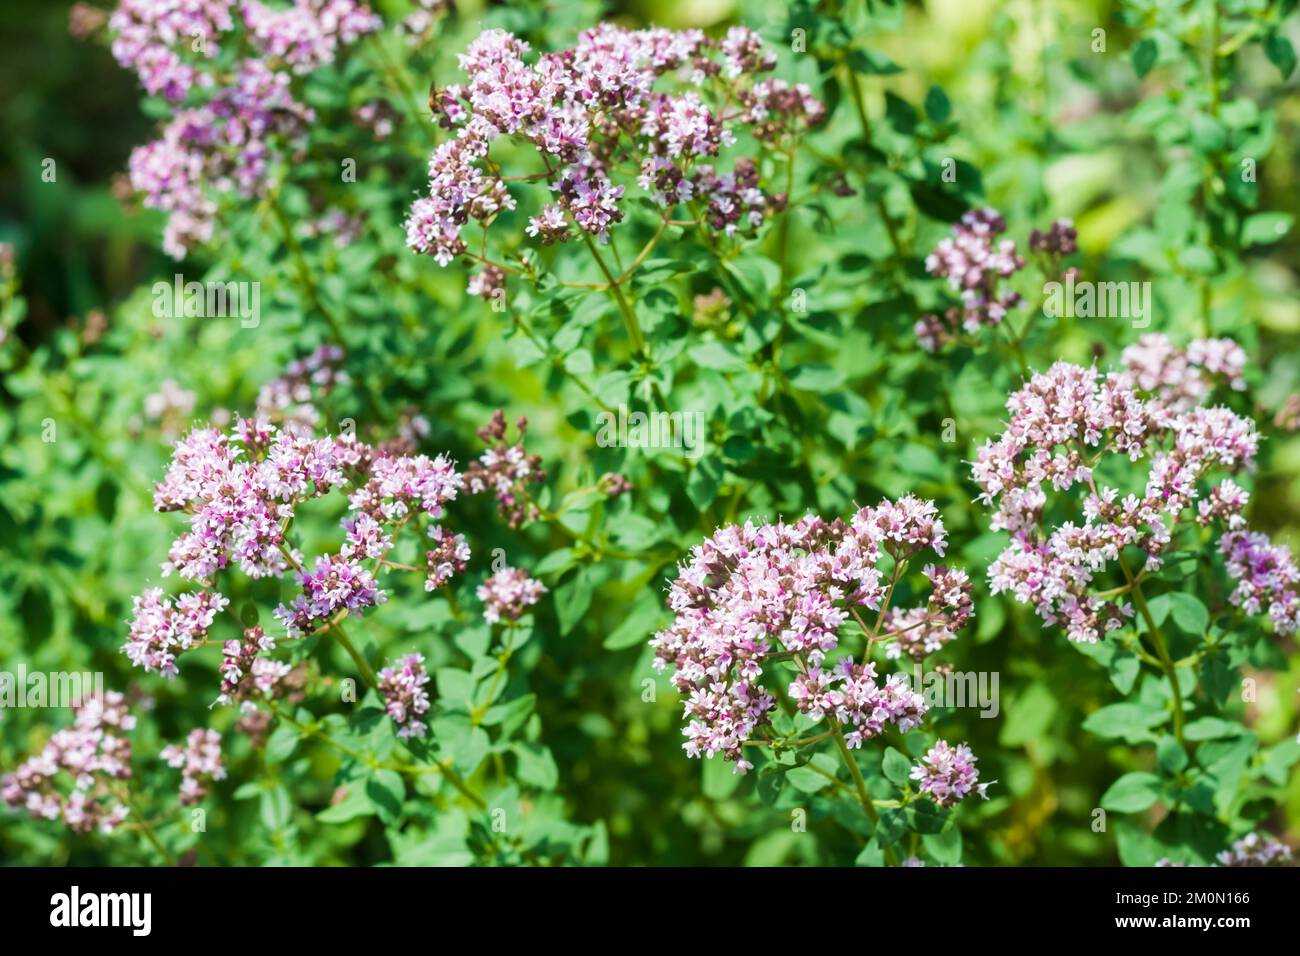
[910,740,991,808]
[161,728,226,805]
[377,653,431,738]
[652,501,964,771]
[2,693,136,834]
[477,567,546,624]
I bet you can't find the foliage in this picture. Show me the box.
[1,0,1298,867]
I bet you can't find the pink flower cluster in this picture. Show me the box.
[789,659,925,749]
[2,693,136,833]
[1216,831,1293,867]
[651,498,969,773]
[881,564,974,662]
[406,25,821,288]
[972,335,1285,642]
[1220,530,1300,636]
[218,625,291,705]
[110,0,378,99]
[127,411,470,675]
[128,59,314,257]
[1121,333,1247,411]
[377,653,431,738]
[477,567,547,624]
[111,0,380,257]
[161,728,226,805]
[109,0,236,101]
[242,0,380,74]
[125,587,229,677]
[464,410,545,528]
[275,552,387,637]
[255,343,348,432]
[910,740,991,808]
[916,209,1027,352]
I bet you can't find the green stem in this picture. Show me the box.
[581,233,646,356]
[1119,556,1186,745]
[829,721,899,866]
[331,620,378,690]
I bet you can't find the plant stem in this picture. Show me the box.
[581,233,646,356]
[829,721,899,866]
[1119,555,1186,745]
[331,620,378,690]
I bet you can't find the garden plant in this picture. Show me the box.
[1,0,1298,871]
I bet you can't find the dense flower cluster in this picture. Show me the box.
[405,25,821,290]
[789,660,925,749]
[161,728,226,805]
[465,410,545,528]
[128,58,314,257]
[108,0,379,257]
[275,552,387,637]
[1219,530,1299,635]
[477,566,547,624]
[910,740,991,808]
[125,588,229,677]
[110,0,378,98]
[881,564,973,662]
[1215,831,1293,867]
[972,335,1283,642]
[218,625,291,705]
[1028,219,1078,257]
[916,209,1026,352]
[109,0,236,101]
[242,0,380,74]
[126,411,470,676]
[2,693,136,833]
[377,653,431,738]
[651,498,971,772]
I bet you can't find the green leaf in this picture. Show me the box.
[1101,772,1162,813]
[924,85,951,124]
[1264,31,1297,80]
[265,721,299,764]
[999,683,1057,747]
[1131,37,1158,77]
[364,769,405,824]
[554,568,594,637]
[688,341,748,372]
[1184,716,1241,741]
[854,839,886,866]
[882,747,913,787]
[1156,736,1188,775]
[786,363,846,392]
[316,784,375,824]
[785,764,831,794]
[603,591,669,650]
[922,827,962,865]
[1167,593,1209,635]
[1081,702,1166,743]
[513,742,559,790]
[435,668,476,711]
[847,47,903,76]
[1242,212,1293,247]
